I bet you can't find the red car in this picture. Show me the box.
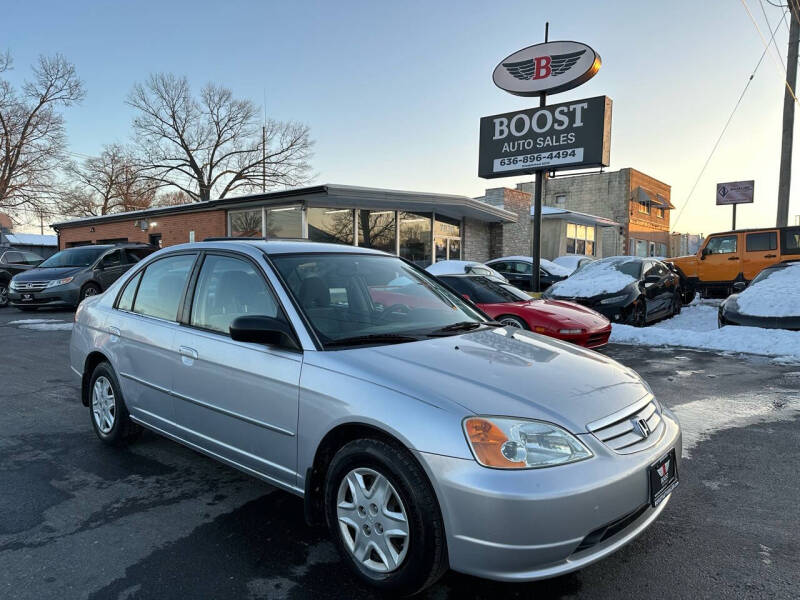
[438,274,612,349]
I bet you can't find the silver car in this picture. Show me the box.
[70,240,681,595]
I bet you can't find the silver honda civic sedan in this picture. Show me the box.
[70,240,681,595]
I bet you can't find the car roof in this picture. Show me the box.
[164,239,390,256]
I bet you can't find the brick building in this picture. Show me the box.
[517,167,675,257]
[52,172,670,265]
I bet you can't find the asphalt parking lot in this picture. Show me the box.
[1,308,798,600]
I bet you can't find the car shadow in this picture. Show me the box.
[88,489,583,600]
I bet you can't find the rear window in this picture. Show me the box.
[782,228,800,255]
[746,232,777,252]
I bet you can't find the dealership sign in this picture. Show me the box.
[478,95,612,178]
[492,41,602,96]
[716,180,754,205]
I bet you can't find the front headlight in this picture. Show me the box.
[463,416,593,469]
[46,277,74,288]
[9,279,19,290]
[599,294,628,305]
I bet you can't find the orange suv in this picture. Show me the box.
[667,226,800,302]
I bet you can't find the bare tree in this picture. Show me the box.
[127,73,313,202]
[0,53,85,214]
[61,144,157,217]
[153,189,193,207]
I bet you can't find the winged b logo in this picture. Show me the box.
[503,50,586,81]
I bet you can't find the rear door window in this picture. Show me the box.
[132,254,196,321]
[746,232,777,252]
[117,271,143,312]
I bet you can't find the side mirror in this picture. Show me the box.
[732,281,746,293]
[461,294,472,302]
[229,315,298,349]
[700,247,710,260]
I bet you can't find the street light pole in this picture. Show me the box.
[530,22,549,294]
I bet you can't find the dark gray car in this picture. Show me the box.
[8,244,155,310]
[0,248,45,307]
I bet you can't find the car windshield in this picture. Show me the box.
[271,253,489,347]
[38,247,107,268]
[750,266,782,286]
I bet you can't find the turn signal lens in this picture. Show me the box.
[463,416,593,469]
[464,418,525,468]
[533,326,548,333]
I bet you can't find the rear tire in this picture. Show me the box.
[497,315,528,329]
[0,279,8,308]
[88,362,141,446]
[324,438,448,596]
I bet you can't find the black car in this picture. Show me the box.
[543,256,682,326]
[8,243,156,310]
[485,256,569,292]
[718,261,800,330]
[0,248,45,307]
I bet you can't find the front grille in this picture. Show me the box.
[14,281,48,291]
[586,332,609,347]
[573,504,649,554]
[586,395,664,454]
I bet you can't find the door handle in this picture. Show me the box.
[727,257,739,261]
[179,346,198,360]
[765,254,777,258]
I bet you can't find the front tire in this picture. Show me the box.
[0,279,9,308]
[671,291,682,316]
[631,299,647,327]
[88,362,141,446]
[324,438,447,596]
[497,314,528,329]
[80,283,101,303]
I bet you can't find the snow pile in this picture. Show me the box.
[548,259,637,297]
[610,300,800,362]
[735,262,800,317]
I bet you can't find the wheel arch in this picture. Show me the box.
[303,421,434,527]
[81,351,110,407]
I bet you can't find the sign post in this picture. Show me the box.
[716,180,754,230]
[479,29,609,292]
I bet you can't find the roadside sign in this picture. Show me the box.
[478,95,612,178]
[493,41,601,96]
[716,181,754,205]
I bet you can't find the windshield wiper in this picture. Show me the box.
[325,333,422,348]
[426,321,491,336]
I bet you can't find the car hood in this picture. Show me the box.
[523,299,610,328]
[307,327,650,434]
[546,283,638,305]
[12,266,84,281]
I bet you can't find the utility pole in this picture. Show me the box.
[777,0,800,227]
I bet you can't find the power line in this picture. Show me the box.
[760,0,787,70]
[672,11,786,231]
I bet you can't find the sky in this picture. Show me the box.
[3,0,800,235]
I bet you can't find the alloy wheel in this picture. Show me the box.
[499,316,525,329]
[336,467,410,573]
[82,286,98,299]
[0,283,8,307]
[92,376,116,434]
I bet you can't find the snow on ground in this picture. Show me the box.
[18,322,73,331]
[548,257,637,297]
[610,299,800,362]
[7,319,62,325]
[736,262,800,317]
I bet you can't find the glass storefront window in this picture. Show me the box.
[399,212,432,267]
[230,209,263,237]
[357,210,396,253]
[267,206,302,238]
[308,207,355,245]
[566,222,596,256]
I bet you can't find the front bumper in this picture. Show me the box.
[8,285,81,308]
[417,408,681,582]
[555,324,612,348]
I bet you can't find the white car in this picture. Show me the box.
[553,255,596,274]
[425,260,508,283]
